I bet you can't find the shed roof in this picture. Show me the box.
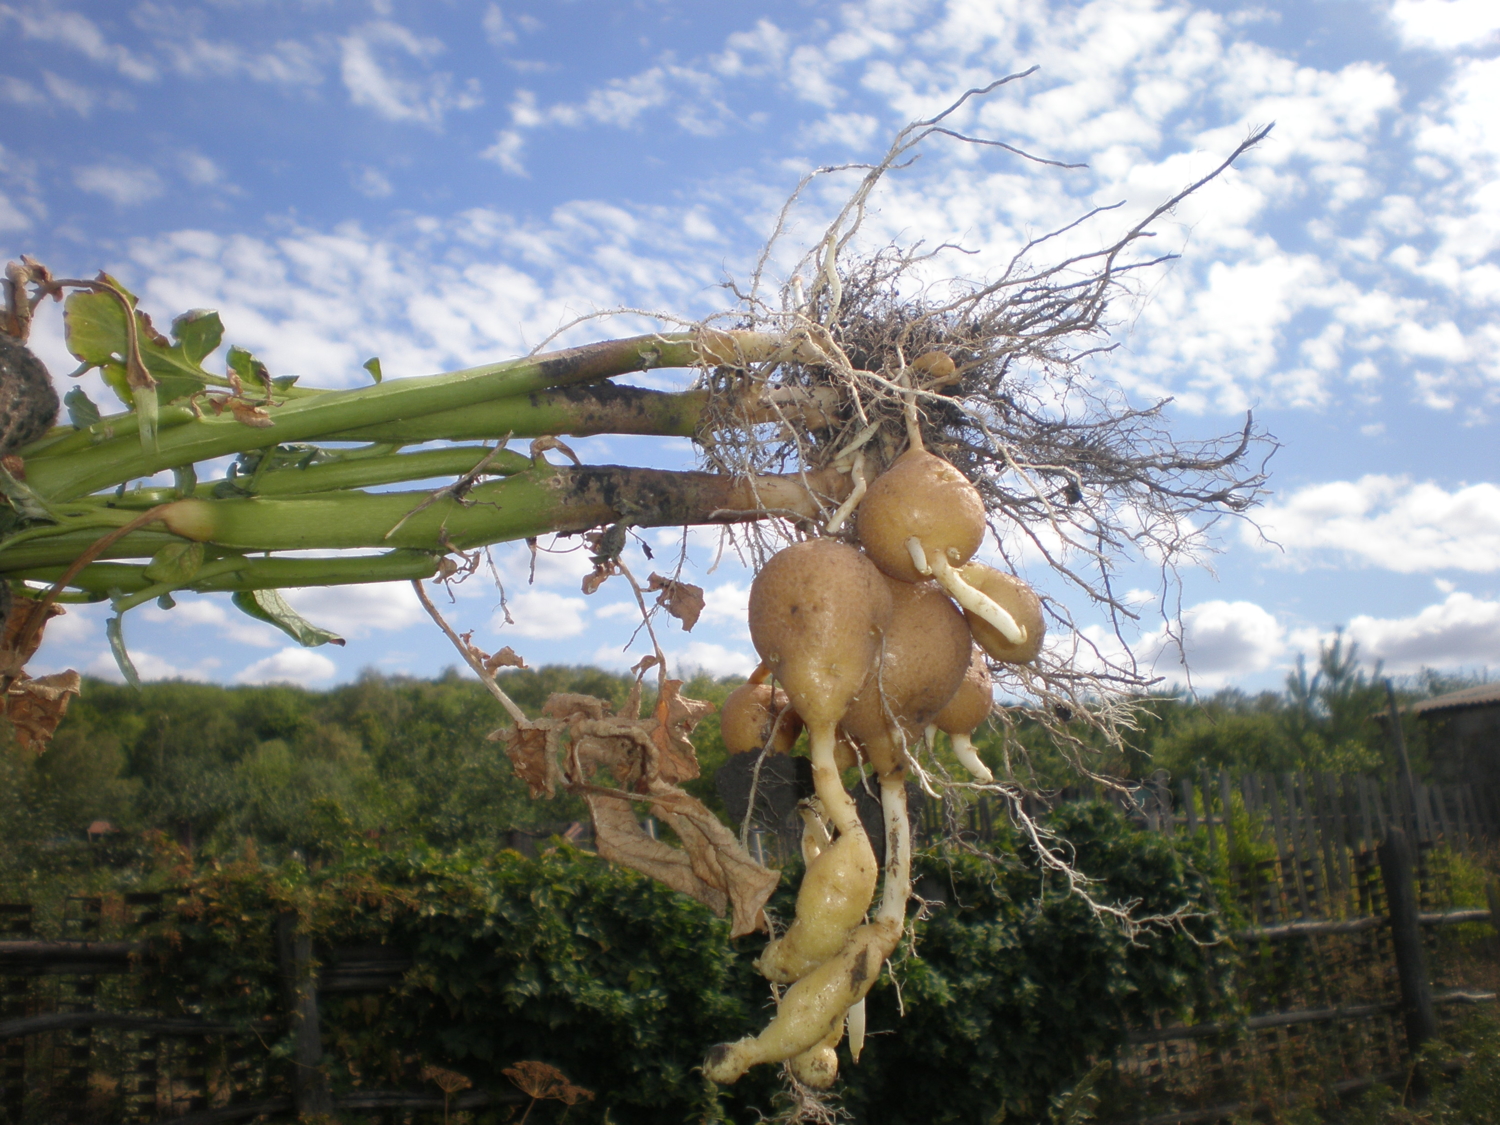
[1410,682,1500,717]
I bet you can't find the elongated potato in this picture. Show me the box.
[757,829,879,984]
[704,917,902,1085]
[749,539,892,840]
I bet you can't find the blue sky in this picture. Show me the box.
[3,0,1498,694]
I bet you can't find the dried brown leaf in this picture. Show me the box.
[1,600,64,681]
[3,669,82,751]
[651,788,780,937]
[227,399,274,428]
[498,722,554,798]
[483,645,527,672]
[646,572,705,631]
[587,789,729,918]
[648,679,714,784]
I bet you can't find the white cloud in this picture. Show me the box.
[1343,592,1500,672]
[1142,599,1287,687]
[142,596,281,648]
[74,161,164,206]
[0,4,156,81]
[282,582,426,638]
[352,167,394,198]
[178,151,222,187]
[494,589,589,638]
[1388,0,1500,50]
[236,646,339,685]
[667,640,757,678]
[41,70,95,114]
[1248,475,1500,572]
[482,4,516,46]
[479,129,527,175]
[340,21,481,128]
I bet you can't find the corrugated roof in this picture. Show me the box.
[1410,682,1500,717]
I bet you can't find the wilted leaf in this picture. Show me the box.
[226,345,271,392]
[1,599,63,674]
[651,788,780,937]
[502,1060,593,1106]
[648,679,714,784]
[231,590,345,647]
[588,789,729,918]
[646,573,705,631]
[0,455,22,480]
[483,645,527,672]
[227,399,274,428]
[580,561,615,595]
[2,670,82,751]
[498,722,554,798]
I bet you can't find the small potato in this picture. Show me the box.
[855,449,985,584]
[959,563,1044,664]
[721,681,802,756]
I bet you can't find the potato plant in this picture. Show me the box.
[1,81,1274,1117]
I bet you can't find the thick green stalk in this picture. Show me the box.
[21,550,440,597]
[324,384,707,444]
[24,333,704,502]
[0,464,846,575]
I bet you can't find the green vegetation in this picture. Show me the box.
[988,635,1462,788]
[29,802,1226,1125]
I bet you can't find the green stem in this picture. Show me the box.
[324,385,707,444]
[24,333,704,502]
[13,550,440,596]
[249,447,532,496]
[0,464,844,576]
[110,556,250,612]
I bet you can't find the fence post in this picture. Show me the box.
[275,913,332,1116]
[1378,827,1437,1068]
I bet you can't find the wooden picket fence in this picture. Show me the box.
[1062,771,1500,1123]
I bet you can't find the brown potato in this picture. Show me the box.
[855,449,986,584]
[931,647,996,782]
[748,539,892,840]
[841,575,971,779]
[931,646,993,735]
[959,562,1044,664]
[720,682,802,756]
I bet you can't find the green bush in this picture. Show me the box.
[123,801,1229,1124]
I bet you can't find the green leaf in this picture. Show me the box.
[232,589,346,648]
[363,357,383,384]
[64,289,131,368]
[63,386,101,429]
[64,287,223,410]
[143,541,205,584]
[171,309,225,364]
[106,614,142,688]
[228,345,271,391]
